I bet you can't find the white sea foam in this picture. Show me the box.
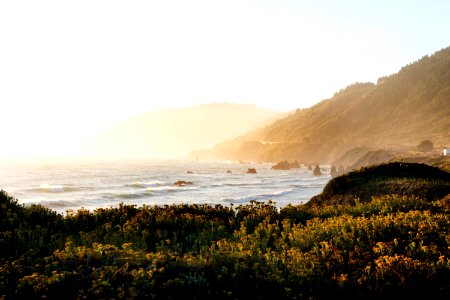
[0,160,331,214]
[128,181,165,188]
[222,189,297,203]
[30,184,71,193]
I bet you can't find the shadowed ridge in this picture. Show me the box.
[307,162,450,207]
[199,45,450,164]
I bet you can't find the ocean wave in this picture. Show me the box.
[127,181,165,188]
[4,161,330,213]
[146,185,198,193]
[205,176,326,189]
[145,185,178,192]
[221,189,296,204]
[297,179,330,187]
[207,181,262,188]
[114,185,198,199]
[115,193,149,200]
[28,184,79,193]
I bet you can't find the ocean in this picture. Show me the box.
[0,160,330,214]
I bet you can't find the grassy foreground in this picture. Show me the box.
[2,171,450,298]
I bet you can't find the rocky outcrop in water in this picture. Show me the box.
[174,180,193,186]
[271,160,300,170]
[313,165,322,176]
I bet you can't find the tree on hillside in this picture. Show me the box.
[417,140,434,151]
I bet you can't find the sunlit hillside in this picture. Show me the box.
[196,46,450,164]
[80,103,281,160]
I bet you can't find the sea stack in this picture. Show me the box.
[247,168,257,174]
[313,165,322,176]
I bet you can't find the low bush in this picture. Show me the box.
[2,189,450,299]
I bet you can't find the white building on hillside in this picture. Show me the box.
[443,148,450,156]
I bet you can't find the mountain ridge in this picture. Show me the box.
[193,46,450,165]
[81,103,281,160]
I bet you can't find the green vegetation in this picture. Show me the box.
[309,162,450,206]
[2,162,450,299]
[398,155,450,174]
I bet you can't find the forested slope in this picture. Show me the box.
[196,46,450,164]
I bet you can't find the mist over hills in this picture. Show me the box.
[81,103,280,159]
[193,46,450,165]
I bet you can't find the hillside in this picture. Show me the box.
[196,46,450,164]
[307,162,450,207]
[80,103,280,160]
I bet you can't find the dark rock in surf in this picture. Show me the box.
[272,160,290,170]
[174,180,193,186]
[290,160,300,169]
[313,165,322,176]
[330,165,337,177]
[271,160,301,170]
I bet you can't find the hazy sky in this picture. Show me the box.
[1,0,449,158]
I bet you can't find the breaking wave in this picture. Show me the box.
[222,189,296,204]
[28,184,80,193]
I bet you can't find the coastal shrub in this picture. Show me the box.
[3,189,450,298]
[308,162,450,206]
